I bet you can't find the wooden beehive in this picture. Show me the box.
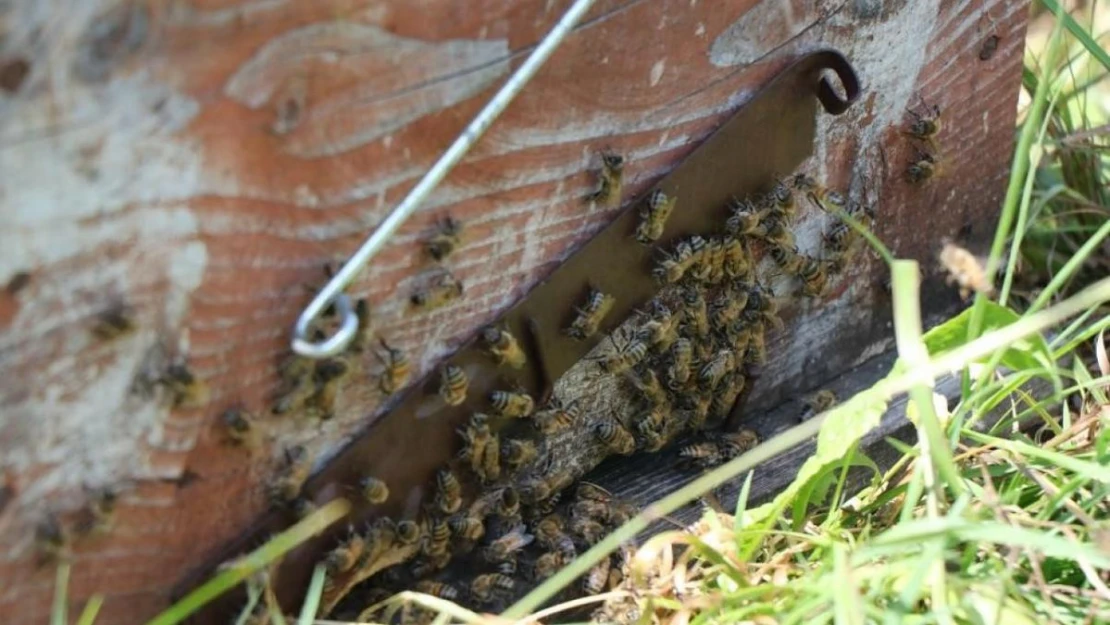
[0,1,1026,623]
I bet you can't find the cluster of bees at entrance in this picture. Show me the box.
[229,151,880,624]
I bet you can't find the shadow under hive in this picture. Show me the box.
[179,49,863,624]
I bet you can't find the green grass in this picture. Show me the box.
[48,2,1110,624]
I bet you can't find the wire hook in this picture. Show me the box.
[290,0,600,358]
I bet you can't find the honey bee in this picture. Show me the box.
[627,368,668,408]
[325,532,366,575]
[639,301,679,350]
[470,573,514,603]
[396,520,422,544]
[415,581,460,601]
[693,237,727,283]
[593,416,636,455]
[725,197,767,236]
[635,413,667,452]
[589,152,624,207]
[905,98,942,144]
[755,218,796,249]
[768,244,804,273]
[91,303,136,340]
[489,389,534,418]
[221,408,256,447]
[570,497,610,523]
[596,334,649,376]
[698,349,736,389]
[496,486,520,519]
[565,287,615,340]
[799,389,838,422]
[448,513,485,541]
[162,362,209,408]
[534,551,566,578]
[666,338,694,390]
[411,271,464,310]
[711,374,746,419]
[534,514,576,557]
[690,394,712,431]
[501,439,539,470]
[583,555,612,594]
[268,445,311,506]
[939,240,992,299]
[359,476,389,505]
[635,189,676,243]
[425,215,463,262]
[423,517,451,557]
[439,365,468,406]
[482,326,526,369]
[576,481,612,502]
[479,441,501,485]
[798,256,829,297]
[533,399,578,434]
[722,236,752,279]
[433,468,463,514]
[458,412,495,476]
[719,429,760,459]
[681,287,710,339]
[569,515,607,544]
[768,180,798,218]
[906,150,939,184]
[519,475,557,504]
[375,338,411,395]
[710,290,747,330]
[485,524,534,561]
[653,236,704,284]
[348,297,373,353]
[745,325,767,366]
[75,487,118,535]
[678,440,723,468]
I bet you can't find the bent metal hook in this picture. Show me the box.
[291,0,601,359]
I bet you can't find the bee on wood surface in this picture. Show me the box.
[719,429,760,459]
[396,520,422,544]
[583,555,612,594]
[501,439,539,470]
[485,524,534,561]
[800,389,838,422]
[711,374,746,419]
[221,408,256,448]
[533,399,577,434]
[593,416,636,455]
[653,236,705,284]
[755,218,796,250]
[906,150,939,184]
[91,303,137,341]
[268,445,311,506]
[666,338,694,390]
[979,34,1000,60]
[481,326,526,369]
[744,324,767,366]
[627,367,669,408]
[768,180,798,218]
[939,240,992,299]
[162,362,209,409]
[698,350,736,389]
[449,513,485,541]
[433,468,463,514]
[639,300,679,350]
[359,476,389,505]
[470,573,515,603]
[74,487,118,535]
[905,98,942,144]
[411,271,464,311]
[534,551,566,579]
[423,517,451,557]
[439,365,468,406]
[681,286,710,338]
[489,388,534,418]
[768,244,804,273]
[823,221,856,256]
[375,338,411,396]
[596,334,649,376]
[569,515,607,544]
[589,152,624,207]
[415,581,460,601]
[798,256,830,297]
[679,440,723,468]
[576,481,612,502]
[565,287,615,340]
[725,197,768,236]
[272,358,315,415]
[635,189,676,243]
[325,532,365,575]
[425,215,463,262]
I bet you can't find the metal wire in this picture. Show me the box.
[292,0,600,358]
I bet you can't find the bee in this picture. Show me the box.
[593,416,636,455]
[534,551,565,578]
[485,524,534,561]
[653,236,704,284]
[583,555,612,594]
[348,297,374,353]
[744,325,767,366]
[627,368,668,408]
[589,152,624,207]
[576,482,612,502]
[415,581,460,601]
[470,573,514,603]
[423,517,451,557]
[272,359,315,415]
[698,350,735,389]
[501,439,539,470]
[939,239,992,299]
[359,477,389,505]
[478,437,500,484]
[639,301,679,350]
[681,287,710,338]
[755,218,796,249]
[496,487,521,519]
[268,446,311,506]
[162,362,209,408]
[635,413,667,452]
[396,520,422,544]
[425,215,463,262]
[221,408,256,447]
[666,338,694,390]
[722,236,751,279]
[711,374,746,419]
[725,198,767,236]
[906,150,939,184]
[489,389,534,418]
[596,334,649,376]
[635,189,676,243]
[710,290,747,330]
[693,237,727,283]
[482,326,526,369]
[91,303,137,340]
[533,399,577,434]
[565,287,615,340]
[679,440,723,468]
[768,244,804,273]
[433,468,462,514]
[823,221,856,256]
[458,412,495,475]
[448,513,485,541]
[325,532,365,575]
[411,271,464,310]
[73,487,118,535]
[768,180,798,218]
[571,497,611,522]
[439,365,468,406]
[690,394,712,431]
[798,256,829,297]
[719,429,760,459]
[979,34,1000,61]
[905,98,942,143]
[569,515,607,544]
[534,514,576,557]
[375,338,411,395]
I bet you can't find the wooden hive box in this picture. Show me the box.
[0,0,1026,623]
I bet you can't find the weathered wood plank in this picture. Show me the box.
[0,0,1026,622]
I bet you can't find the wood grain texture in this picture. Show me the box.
[0,0,1026,622]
